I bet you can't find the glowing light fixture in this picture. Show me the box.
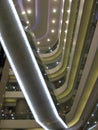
[65,30,68,33]
[94,121,97,124]
[52,20,56,23]
[59,29,61,33]
[53,9,57,13]
[60,20,62,24]
[37,41,40,45]
[22,11,26,15]
[69,0,72,2]
[27,0,31,1]
[56,61,59,65]
[64,38,66,42]
[27,9,32,14]
[26,21,29,24]
[91,114,94,117]
[51,29,55,33]
[67,9,70,13]
[65,20,69,24]
[62,9,64,13]
[59,80,61,83]
[47,38,50,42]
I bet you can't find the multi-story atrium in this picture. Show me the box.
[0,0,98,130]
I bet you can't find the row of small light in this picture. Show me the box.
[21,0,32,24]
[36,0,64,53]
[45,0,72,69]
[45,1,65,69]
[1,109,15,120]
[56,0,72,75]
[36,0,58,47]
[43,0,72,69]
[45,60,60,70]
[85,103,98,129]
[5,85,20,91]
[37,0,66,70]
[63,0,72,48]
[20,0,64,52]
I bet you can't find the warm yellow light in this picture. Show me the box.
[51,29,55,33]
[26,21,29,24]
[64,38,66,42]
[52,20,56,23]
[27,0,31,2]
[22,11,26,15]
[27,9,32,14]
[53,9,57,13]
[47,38,50,42]
[65,30,68,33]
[67,9,70,13]
[37,41,40,45]
[65,20,69,24]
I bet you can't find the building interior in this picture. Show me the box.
[0,0,98,130]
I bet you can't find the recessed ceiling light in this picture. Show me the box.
[66,66,70,69]
[65,20,69,24]
[59,29,61,33]
[69,0,72,2]
[65,30,67,33]
[94,121,97,124]
[60,20,62,24]
[51,29,55,33]
[52,20,56,23]
[37,41,40,45]
[91,114,94,117]
[27,0,31,1]
[27,9,32,14]
[53,9,57,13]
[59,80,61,83]
[26,21,29,24]
[62,9,64,13]
[64,38,66,42]
[47,38,50,42]
[22,11,26,15]
[56,61,59,65]
[67,9,70,13]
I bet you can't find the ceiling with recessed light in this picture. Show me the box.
[0,0,98,129]
[13,0,65,50]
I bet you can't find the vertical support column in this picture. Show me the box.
[0,0,68,129]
